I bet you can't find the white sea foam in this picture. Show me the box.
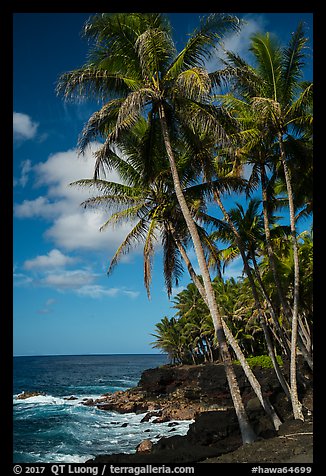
[14,392,193,462]
[14,395,67,405]
[13,393,104,406]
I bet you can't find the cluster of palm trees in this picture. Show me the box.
[152,227,313,366]
[56,13,313,444]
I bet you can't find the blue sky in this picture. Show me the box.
[13,12,313,356]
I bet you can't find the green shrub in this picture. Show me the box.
[233,354,283,369]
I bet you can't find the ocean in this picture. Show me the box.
[13,354,192,463]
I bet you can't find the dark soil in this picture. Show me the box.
[202,418,313,463]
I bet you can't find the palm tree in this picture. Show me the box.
[73,116,217,300]
[214,24,312,419]
[74,117,283,429]
[214,92,313,372]
[209,197,292,399]
[57,12,257,442]
[214,198,291,357]
[259,230,313,360]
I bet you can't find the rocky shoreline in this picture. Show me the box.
[82,361,313,464]
[17,361,313,463]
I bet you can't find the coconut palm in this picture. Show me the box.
[208,197,292,399]
[73,117,220,300]
[213,198,291,356]
[213,24,313,419]
[57,12,257,442]
[259,230,313,359]
[213,93,313,373]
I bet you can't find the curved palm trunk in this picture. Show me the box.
[259,172,312,373]
[261,163,312,371]
[159,105,256,444]
[278,134,304,421]
[260,164,293,318]
[170,224,282,430]
[213,189,291,399]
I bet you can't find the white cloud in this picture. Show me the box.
[76,284,120,298]
[15,257,139,299]
[13,112,39,141]
[13,272,33,287]
[23,249,77,270]
[122,290,140,299]
[14,143,140,256]
[14,141,142,300]
[45,211,133,252]
[14,196,63,219]
[41,269,96,289]
[76,284,140,299]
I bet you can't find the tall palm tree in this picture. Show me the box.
[214,198,291,356]
[214,92,313,371]
[57,12,257,442]
[73,112,282,428]
[209,197,292,399]
[213,25,313,419]
[73,116,217,300]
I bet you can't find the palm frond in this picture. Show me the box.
[80,195,141,212]
[101,203,147,230]
[175,99,233,148]
[249,32,282,101]
[285,82,313,128]
[71,178,143,199]
[83,13,168,76]
[114,88,155,139]
[174,67,211,102]
[162,228,184,299]
[56,67,132,102]
[107,217,148,275]
[281,22,308,105]
[135,27,175,77]
[165,13,241,80]
[77,99,124,154]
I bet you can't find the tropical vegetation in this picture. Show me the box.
[57,12,313,441]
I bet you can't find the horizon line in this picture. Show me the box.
[13,352,166,358]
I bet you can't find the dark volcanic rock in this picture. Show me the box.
[88,409,243,464]
[85,361,313,464]
[187,409,239,444]
[16,391,46,399]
